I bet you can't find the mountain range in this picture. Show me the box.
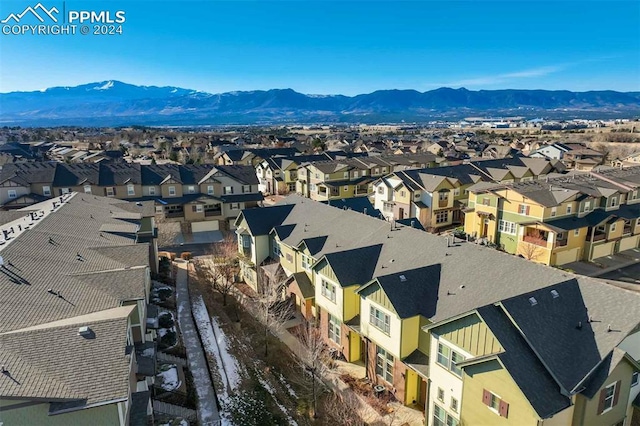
[1,80,639,126]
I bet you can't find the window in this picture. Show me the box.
[243,185,251,193]
[343,186,349,191]
[285,253,293,263]
[582,200,591,213]
[187,185,195,194]
[451,397,458,413]
[328,313,340,344]
[482,389,509,418]
[106,187,115,197]
[610,223,617,233]
[361,170,367,176]
[344,172,349,179]
[453,188,460,196]
[433,404,458,426]
[383,202,393,213]
[7,189,16,199]
[127,184,135,195]
[566,204,573,214]
[482,198,490,206]
[195,204,203,213]
[374,168,380,174]
[207,185,214,195]
[301,254,311,271]
[272,241,281,258]
[437,342,465,377]
[437,388,445,402]
[439,191,448,201]
[609,196,618,207]
[354,171,359,178]
[574,229,580,237]
[230,203,240,210]
[400,190,406,197]
[518,204,530,215]
[551,207,557,217]
[370,306,391,334]
[632,372,639,387]
[436,211,448,224]
[321,279,336,302]
[375,346,394,383]
[637,218,640,227]
[600,382,618,414]
[224,186,233,194]
[84,185,92,194]
[168,186,176,196]
[498,220,516,235]
[377,186,384,194]
[148,186,156,196]
[43,186,51,196]
[61,188,70,194]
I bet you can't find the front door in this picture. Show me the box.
[399,207,405,219]
[481,218,489,237]
[419,379,427,408]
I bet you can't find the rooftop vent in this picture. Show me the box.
[78,326,92,337]
[399,275,407,282]
[551,290,559,298]
[528,297,538,306]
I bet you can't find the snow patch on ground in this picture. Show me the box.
[256,374,299,426]
[157,364,181,391]
[141,347,154,357]
[158,326,175,337]
[278,373,298,398]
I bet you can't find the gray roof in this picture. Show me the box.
[499,279,640,395]
[0,193,151,334]
[0,305,134,406]
[475,304,571,418]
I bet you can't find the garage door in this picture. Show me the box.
[619,235,639,251]
[555,248,580,265]
[191,220,220,233]
[592,242,614,260]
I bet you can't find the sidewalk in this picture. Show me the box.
[174,261,221,426]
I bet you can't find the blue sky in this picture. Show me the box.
[1,0,639,94]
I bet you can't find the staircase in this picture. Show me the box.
[157,351,187,367]
[153,400,197,421]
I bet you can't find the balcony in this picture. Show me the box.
[589,233,606,242]
[554,239,568,248]
[205,208,222,217]
[165,211,184,218]
[438,197,450,208]
[523,234,548,247]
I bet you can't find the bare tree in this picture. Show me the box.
[320,391,367,426]
[252,262,291,357]
[519,238,546,261]
[295,323,333,419]
[194,234,239,306]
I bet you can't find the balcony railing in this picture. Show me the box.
[165,211,184,218]
[554,239,568,248]
[205,209,222,217]
[523,235,548,247]
[438,198,449,208]
[589,233,606,242]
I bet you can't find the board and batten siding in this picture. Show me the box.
[0,399,122,425]
[436,313,503,357]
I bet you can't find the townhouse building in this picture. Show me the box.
[256,154,333,195]
[0,162,262,230]
[0,194,158,425]
[373,157,565,232]
[234,197,640,425]
[215,147,300,167]
[465,166,640,265]
[296,153,437,202]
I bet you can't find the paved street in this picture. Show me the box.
[599,263,640,285]
[174,261,221,425]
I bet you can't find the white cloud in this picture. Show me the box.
[428,64,566,89]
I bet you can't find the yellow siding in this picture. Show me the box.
[437,314,502,357]
[401,315,420,358]
[608,219,624,240]
[343,285,360,322]
[418,317,431,355]
[572,359,635,426]
[394,184,412,204]
[461,359,540,426]
[279,242,297,273]
[405,368,420,405]
[499,189,545,219]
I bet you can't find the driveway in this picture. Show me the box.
[599,263,640,284]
